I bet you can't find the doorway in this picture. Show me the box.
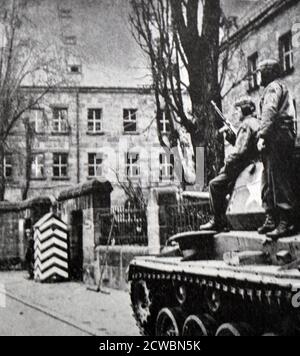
[69,210,83,281]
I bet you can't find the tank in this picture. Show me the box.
[128,161,300,336]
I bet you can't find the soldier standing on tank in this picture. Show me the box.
[201,97,260,232]
[256,59,297,239]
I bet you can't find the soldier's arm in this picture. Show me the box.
[225,124,252,169]
[259,83,282,139]
[225,130,236,146]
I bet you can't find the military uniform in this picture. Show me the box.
[201,98,259,231]
[259,80,296,212]
[257,60,296,238]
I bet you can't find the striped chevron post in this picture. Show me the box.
[34,212,69,283]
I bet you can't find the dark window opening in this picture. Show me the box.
[248,52,259,92]
[279,31,294,74]
[159,153,175,181]
[123,109,137,133]
[87,109,102,133]
[88,153,103,177]
[4,155,12,178]
[68,65,81,74]
[126,152,140,178]
[53,153,68,178]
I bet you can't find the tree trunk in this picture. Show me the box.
[187,0,224,185]
[22,120,33,201]
[0,144,5,201]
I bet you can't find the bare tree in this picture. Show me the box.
[130,0,243,185]
[115,173,147,209]
[0,0,67,200]
[21,116,34,200]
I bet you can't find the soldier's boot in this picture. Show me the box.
[257,214,276,235]
[266,211,295,240]
[200,216,227,232]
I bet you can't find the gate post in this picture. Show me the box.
[147,189,160,255]
[147,187,178,254]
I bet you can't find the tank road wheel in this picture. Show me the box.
[182,314,217,337]
[216,323,254,337]
[155,308,185,337]
[130,281,154,336]
[204,289,222,314]
[174,283,187,306]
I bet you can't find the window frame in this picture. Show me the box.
[247,52,259,92]
[67,64,82,74]
[53,153,69,179]
[159,112,171,134]
[31,153,45,180]
[3,155,12,179]
[159,153,175,182]
[58,8,72,19]
[125,152,140,178]
[88,153,103,178]
[279,31,294,75]
[52,107,69,134]
[63,35,77,46]
[30,108,44,134]
[87,109,103,134]
[123,109,138,133]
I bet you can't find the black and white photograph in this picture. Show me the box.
[0,0,299,339]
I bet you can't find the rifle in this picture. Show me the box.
[211,100,237,145]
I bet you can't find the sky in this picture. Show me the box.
[19,0,261,88]
[66,0,261,88]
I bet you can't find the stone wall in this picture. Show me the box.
[0,197,52,269]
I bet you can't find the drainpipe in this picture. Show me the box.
[76,89,80,184]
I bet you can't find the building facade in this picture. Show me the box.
[3,0,182,205]
[6,86,181,204]
[222,0,300,145]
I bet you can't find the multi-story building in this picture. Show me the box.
[3,0,181,205]
[222,0,300,145]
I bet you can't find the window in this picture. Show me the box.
[4,155,12,179]
[29,109,44,133]
[53,108,69,133]
[125,152,140,178]
[279,31,294,74]
[58,8,72,19]
[123,109,137,133]
[248,52,258,91]
[67,64,81,74]
[87,109,102,133]
[63,36,77,45]
[88,153,103,177]
[53,153,68,178]
[31,154,45,179]
[159,113,171,134]
[159,153,174,181]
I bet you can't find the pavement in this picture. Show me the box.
[0,272,139,336]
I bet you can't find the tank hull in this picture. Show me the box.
[129,256,300,336]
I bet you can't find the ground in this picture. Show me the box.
[0,272,139,336]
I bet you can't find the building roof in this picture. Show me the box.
[237,0,279,29]
[222,0,298,46]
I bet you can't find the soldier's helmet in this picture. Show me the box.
[257,59,281,79]
[234,96,256,115]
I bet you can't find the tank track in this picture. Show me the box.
[129,264,300,336]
